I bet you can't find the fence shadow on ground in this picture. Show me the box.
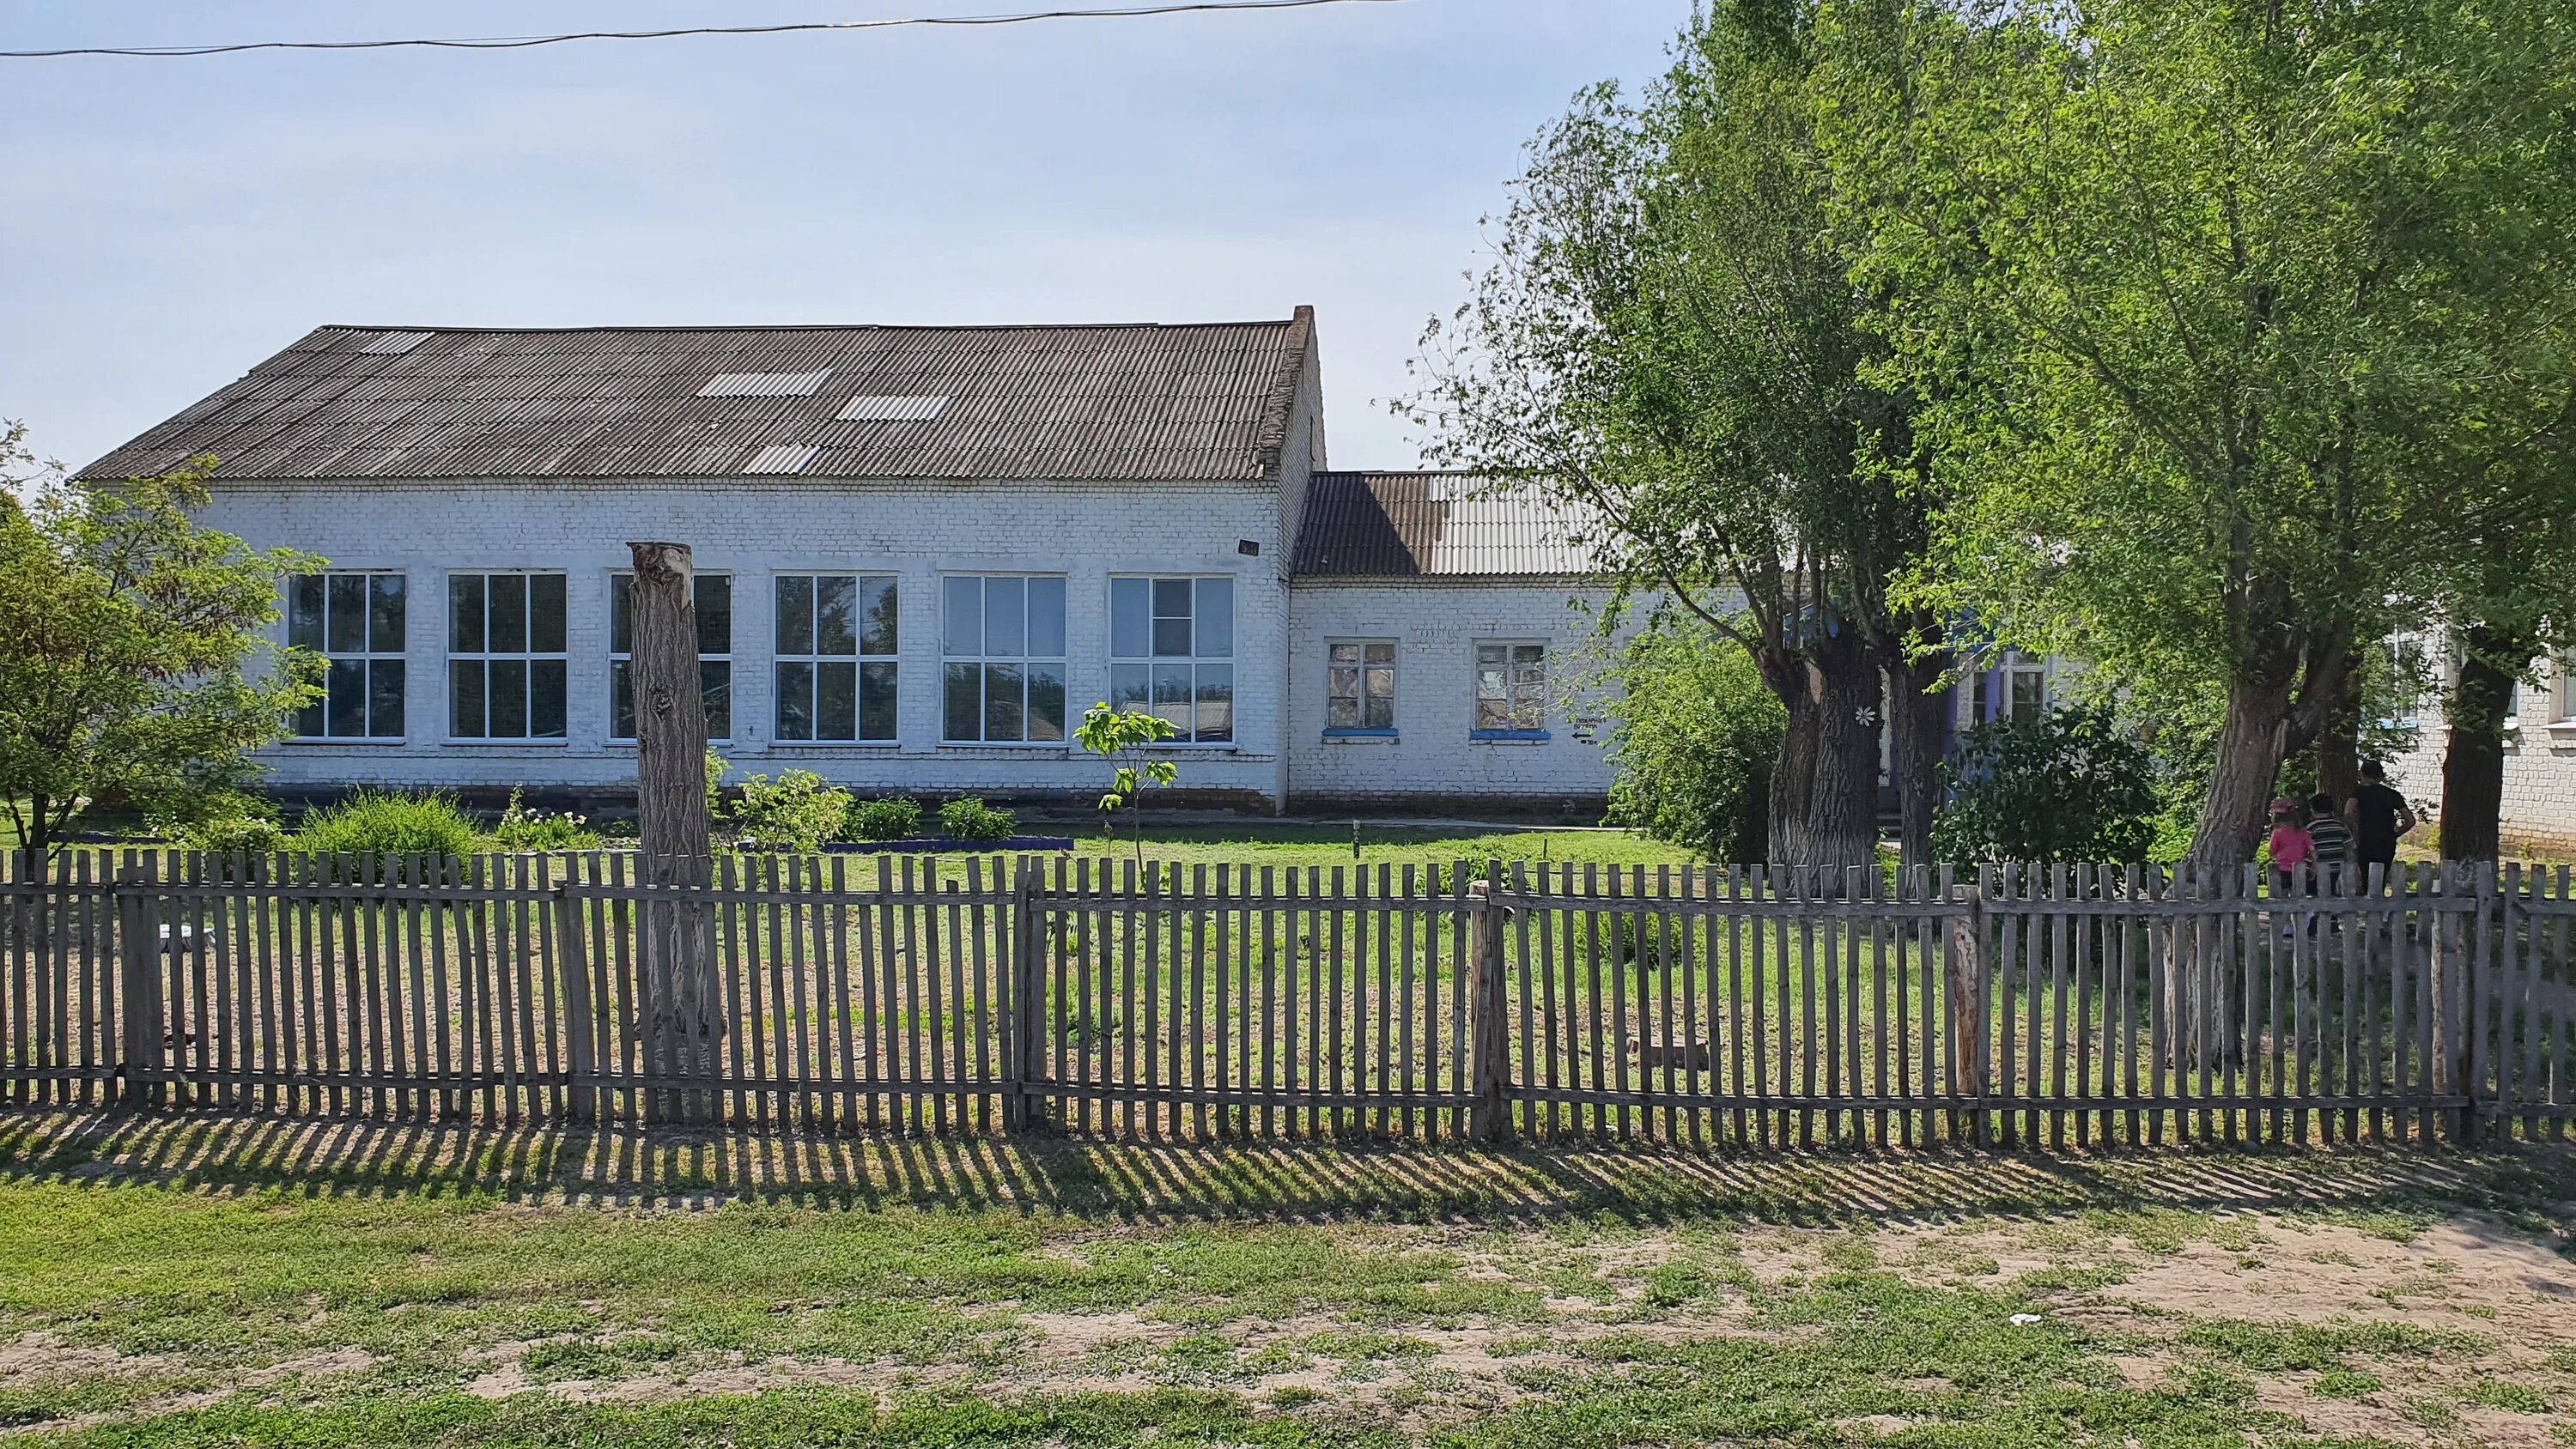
[3,1108,2569,1234]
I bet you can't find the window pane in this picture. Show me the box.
[776,576,814,656]
[1363,689,1394,731]
[1477,644,1505,670]
[1366,665,1395,703]
[942,575,981,658]
[860,661,898,741]
[1027,664,1066,743]
[1152,616,1192,658]
[368,572,403,653]
[1111,664,1151,716]
[1152,664,1194,737]
[1477,663,1507,700]
[816,661,858,741]
[325,574,364,655]
[289,576,325,651]
[326,658,365,737]
[815,575,858,657]
[489,659,529,737]
[860,577,898,657]
[449,575,484,653]
[1328,695,1360,729]
[488,576,528,655]
[775,661,814,741]
[368,660,405,737]
[1476,697,1512,731]
[944,661,981,742]
[1195,664,1233,743]
[610,573,633,656]
[1152,577,1192,620]
[702,661,732,740]
[695,574,732,657]
[1029,577,1066,658]
[984,577,1025,657]
[294,699,325,738]
[450,660,486,737]
[984,663,1024,741]
[1330,666,1360,702]
[530,575,566,654]
[532,660,567,738]
[1110,578,1150,658]
[1195,578,1233,658]
[1364,642,1394,666]
[1331,642,1358,667]
[611,658,635,739]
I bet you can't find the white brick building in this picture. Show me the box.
[2385,647,2576,853]
[81,310,1626,815]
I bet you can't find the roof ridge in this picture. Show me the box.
[302,318,1302,337]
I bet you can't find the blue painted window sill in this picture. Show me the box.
[1322,729,1399,741]
[1470,730,1551,743]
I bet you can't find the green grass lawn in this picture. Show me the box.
[2,1113,2571,1447]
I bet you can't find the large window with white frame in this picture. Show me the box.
[1971,649,2049,725]
[1109,576,1233,743]
[1473,640,1547,737]
[609,571,733,742]
[288,572,406,739]
[1327,640,1396,733]
[943,574,1068,743]
[447,573,566,740]
[774,574,898,743]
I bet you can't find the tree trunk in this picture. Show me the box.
[2184,672,2296,872]
[627,541,721,1125]
[1885,640,1950,870]
[2313,650,2361,803]
[1763,648,1820,869]
[2438,630,2520,865]
[1807,626,1884,874]
[22,791,48,863]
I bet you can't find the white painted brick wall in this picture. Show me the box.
[2385,653,2576,852]
[1283,579,1629,809]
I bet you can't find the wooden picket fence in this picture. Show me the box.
[2,850,2569,1148]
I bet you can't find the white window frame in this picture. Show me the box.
[1326,639,1398,736]
[941,573,1071,746]
[2554,652,2576,725]
[608,570,734,744]
[1473,640,1549,739]
[772,573,899,746]
[287,570,408,742]
[1108,574,1236,746]
[445,571,568,743]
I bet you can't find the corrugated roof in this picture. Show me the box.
[1290,471,1598,579]
[81,312,1314,484]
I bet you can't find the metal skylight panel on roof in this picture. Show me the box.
[700,370,831,398]
[836,394,949,422]
[361,330,431,355]
[744,444,820,475]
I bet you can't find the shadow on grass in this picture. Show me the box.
[3,1107,2570,1237]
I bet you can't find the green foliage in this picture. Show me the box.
[1601,621,1784,863]
[292,791,477,861]
[490,788,601,852]
[0,432,322,858]
[937,797,1017,845]
[165,795,286,857]
[1077,703,1180,863]
[848,797,925,844]
[726,770,851,854]
[1934,706,2158,864]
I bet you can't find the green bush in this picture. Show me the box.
[178,812,287,856]
[1601,621,1784,862]
[727,770,851,854]
[848,796,925,843]
[490,787,602,852]
[938,797,1018,845]
[293,791,478,860]
[1934,704,2158,864]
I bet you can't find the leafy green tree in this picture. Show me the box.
[1601,617,1787,862]
[1933,706,2158,865]
[1822,0,2576,869]
[0,431,319,858]
[1076,704,1178,865]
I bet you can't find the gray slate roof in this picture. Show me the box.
[1291,471,1597,579]
[81,312,1313,483]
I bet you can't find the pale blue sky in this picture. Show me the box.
[1,2,1682,475]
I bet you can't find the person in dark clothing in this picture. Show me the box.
[2347,761,2417,884]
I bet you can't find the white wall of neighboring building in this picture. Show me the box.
[201,476,1294,805]
[2387,649,2576,852]
[1284,579,1625,810]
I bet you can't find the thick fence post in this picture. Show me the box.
[2461,861,2499,1144]
[552,869,598,1124]
[115,852,165,1107]
[1947,870,1988,1145]
[1008,858,1049,1132]
[1469,865,1511,1143]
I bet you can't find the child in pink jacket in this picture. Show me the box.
[2268,798,2314,903]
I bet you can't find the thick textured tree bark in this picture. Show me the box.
[1884,634,1950,870]
[2312,651,2361,803]
[627,541,721,1124]
[2438,632,2519,865]
[1761,646,1820,869]
[1806,626,1884,875]
[2184,672,2297,874]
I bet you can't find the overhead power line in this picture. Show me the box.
[0,0,1405,60]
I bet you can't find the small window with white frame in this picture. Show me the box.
[288,572,406,739]
[610,571,732,742]
[1473,641,1547,737]
[2556,652,2575,724]
[1971,649,2049,725]
[943,573,1069,744]
[1109,575,1234,743]
[1327,640,1396,733]
[447,572,566,740]
[774,573,898,743]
